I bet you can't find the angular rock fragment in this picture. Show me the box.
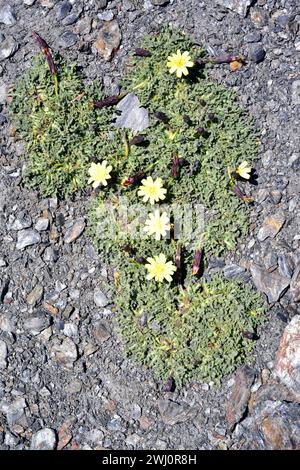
[64,219,85,243]
[257,213,286,241]
[250,264,290,303]
[290,265,300,302]
[114,93,149,132]
[226,365,256,431]
[16,229,40,250]
[30,428,57,450]
[215,0,253,17]
[158,399,193,425]
[94,20,121,61]
[275,315,300,402]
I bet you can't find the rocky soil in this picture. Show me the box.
[0,0,300,450]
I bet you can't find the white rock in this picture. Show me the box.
[0,339,8,369]
[30,428,57,450]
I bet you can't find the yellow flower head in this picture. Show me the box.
[88,161,112,188]
[144,209,170,241]
[137,176,167,205]
[236,161,251,180]
[167,50,194,78]
[145,253,176,283]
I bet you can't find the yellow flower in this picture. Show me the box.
[145,253,176,283]
[236,161,251,180]
[144,209,170,241]
[137,176,167,205]
[167,50,194,78]
[88,161,112,188]
[165,129,178,141]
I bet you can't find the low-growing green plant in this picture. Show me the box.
[11,53,113,197]
[115,269,264,386]
[11,28,265,386]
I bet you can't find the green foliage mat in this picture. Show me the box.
[11,54,113,197]
[11,28,265,386]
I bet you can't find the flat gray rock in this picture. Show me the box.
[114,93,150,132]
[215,0,253,17]
[250,263,290,303]
[16,229,40,250]
[30,428,57,450]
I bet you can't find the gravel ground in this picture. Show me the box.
[0,0,299,450]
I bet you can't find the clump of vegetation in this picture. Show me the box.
[11,48,113,196]
[11,28,265,386]
[115,270,264,386]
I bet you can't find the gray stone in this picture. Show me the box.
[94,20,122,61]
[64,219,85,243]
[234,400,300,449]
[98,11,114,21]
[26,285,44,306]
[257,213,286,241]
[215,0,253,17]
[290,266,300,302]
[277,254,295,279]
[0,5,17,26]
[0,258,6,267]
[247,44,266,63]
[223,264,249,281]
[23,313,51,335]
[35,217,49,231]
[0,278,9,303]
[0,340,8,369]
[30,428,57,450]
[152,0,170,5]
[93,289,109,308]
[59,31,78,49]
[270,190,282,204]
[62,13,80,26]
[66,379,82,394]
[0,37,18,61]
[250,264,290,303]
[10,211,32,230]
[63,322,78,338]
[50,338,78,367]
[24,0,36,5]
[0,81,7,103]
[158,399,192,425]
[55,1,72,20]
[97,0,108,8]
[107,418,122,431]
[92,322,111,343]
[244,31,262,43]
[275,315,300,402]
[115,93,150,132]
[0,397,27,427]
[226,365,256,430]
[264,252,278,272]
[16,229,40,250]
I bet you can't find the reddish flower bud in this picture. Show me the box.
[171,153,180,178]
[32,31,57,76]
[121,172,144,186]
[134,48,152,57]
[183,114,192,125]
[129,134,147,146]
[231,185,253,203]
[242,331,259,340]
[154,111,169,123]
[163,377,175,392]
[93,95,120,109]
[192,249,202,276]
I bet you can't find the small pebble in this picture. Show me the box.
[59,31,78,49]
